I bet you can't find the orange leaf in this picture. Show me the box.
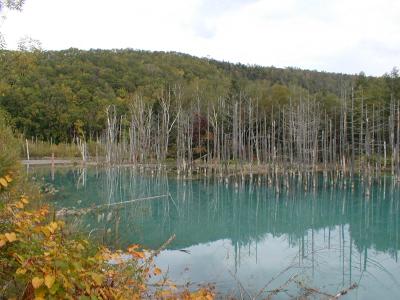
[127,244,140,252]
[15,202,24,209]
[5,232,17,242]
[131,251,146,259]
[154,267,162,276]
[32,277,44,289]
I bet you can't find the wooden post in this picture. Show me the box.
[25,138,30,161]
[51,152,55,181]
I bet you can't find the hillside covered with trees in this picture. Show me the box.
[0,48,368,141]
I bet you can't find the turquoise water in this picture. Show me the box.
[31,166,400,299]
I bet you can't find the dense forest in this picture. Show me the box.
[1,49,400,176]
[0,48,360,141]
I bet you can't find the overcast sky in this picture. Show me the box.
[1,0,399,75]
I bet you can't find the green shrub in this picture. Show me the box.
[0,109,19,176]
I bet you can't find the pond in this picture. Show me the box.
[29,166,400,299]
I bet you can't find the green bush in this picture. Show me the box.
[0,109,19,176]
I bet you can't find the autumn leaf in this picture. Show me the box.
[131,250,146,259]
[154,267,162,276]
[32,277,44,289]
[34,288,46,300]
[44,274,56,289]
[5,175,12,183]
[157,290,172,298]
[90,273,104,286]
[76,243,85,251]
[5,232,17,242]
[16,268,27,275]
[48,222,58,234]
[206,294,213,300]
[15,201,24,209]
[127,244,140,252]
[41,227,51,237]
[0,177,8,187]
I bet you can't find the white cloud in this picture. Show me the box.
[1,0,399,75]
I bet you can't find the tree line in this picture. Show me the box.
[1,49,400,176]
[0,48,355,141]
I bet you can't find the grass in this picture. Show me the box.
[19,140,106,159]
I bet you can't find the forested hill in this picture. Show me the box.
[0,48,395,142]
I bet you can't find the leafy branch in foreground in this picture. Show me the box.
[1,193,145,299]
[0,106,214,299]
[0,191,214,299]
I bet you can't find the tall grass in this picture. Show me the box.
[20,139,106,159]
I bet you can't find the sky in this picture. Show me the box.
[0,0,399,76]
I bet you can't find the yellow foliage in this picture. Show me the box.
[16,268,27,275]
[21,196,29,204]
[44,274,55,289]
[47,221,58,233]
[32,277,44,289]
[0,177,8,187]
[1,192,215,299]
[131,250,146,259]
[15,201,24,209]
[5,232,17,242]
[5,174,12,183]
[154,267,162,276]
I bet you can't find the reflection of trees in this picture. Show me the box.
[113,175,400,258]
[39,167,400,261]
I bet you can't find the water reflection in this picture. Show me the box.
[31,167,400,299]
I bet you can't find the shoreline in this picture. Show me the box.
[20,160,400,182]
[21,159,75,165]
